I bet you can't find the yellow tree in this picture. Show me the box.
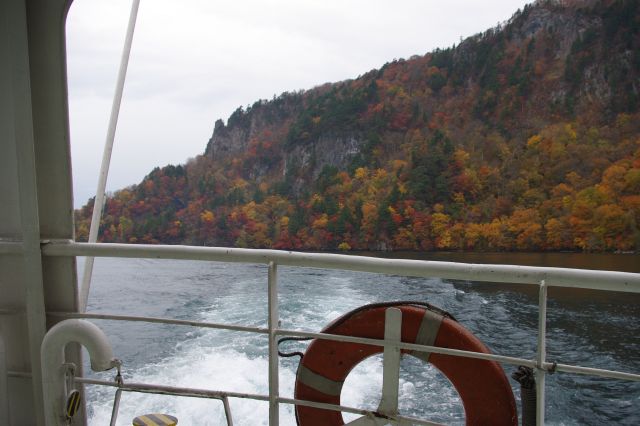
[508,209,542,250]
[431,207,451,249]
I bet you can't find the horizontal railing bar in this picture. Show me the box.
[278,329,640,382]
[77,377,269,402]
[47,310,535,368]
[554,363,640,382]
[47,311,269,335]
[73,367,640,422]
[45,313,640,382]
[0,241,23,255]
[42,241,640,293]
[77,377,442,425]
[277,328,537,368]
[277,397,444,426]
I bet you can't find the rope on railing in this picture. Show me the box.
[512,366,536,426]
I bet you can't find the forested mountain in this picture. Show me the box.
[76,0,640,252]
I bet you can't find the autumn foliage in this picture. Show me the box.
[75,0,640,253]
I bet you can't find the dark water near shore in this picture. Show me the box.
[81,252,640,425]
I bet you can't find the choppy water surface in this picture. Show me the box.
[81,253,640,425]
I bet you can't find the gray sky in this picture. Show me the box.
[66,0,531,208]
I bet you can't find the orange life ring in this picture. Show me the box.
[294,302,517,425]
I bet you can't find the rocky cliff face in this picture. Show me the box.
[284,134,365,193]
[204,0,639,192]
[205,86,371,194]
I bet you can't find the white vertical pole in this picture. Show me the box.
[536,280,547,425]
[222,396,234,426]
[268,262,279,425]
[79,0,141,312]
[378,307,402,417]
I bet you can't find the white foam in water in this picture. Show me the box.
[86,263,376,425]
[89,344,298,425]
[83,259,476,425]
[341,356,384,423]
[83,257,640,425]
[340,354,464,424]
[86,263,464,424]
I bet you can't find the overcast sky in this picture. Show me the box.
[66,0,531,207]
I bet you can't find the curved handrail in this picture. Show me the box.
[41,319,118,426]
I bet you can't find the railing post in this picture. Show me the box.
[222,396,234,426]
[536,280,547,425]
[378,307,402,417]
[109,389,122,426]
[268,262,279,425]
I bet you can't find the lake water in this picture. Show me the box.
[80,252,640,425]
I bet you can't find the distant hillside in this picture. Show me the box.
[76,0,640,252]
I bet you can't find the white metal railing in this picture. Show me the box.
[24,240,640,424]
[104,383,237,426]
